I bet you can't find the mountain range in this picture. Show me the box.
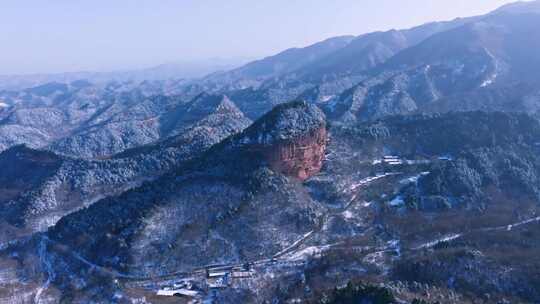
[1,1,540,303]
[0,58,248,91]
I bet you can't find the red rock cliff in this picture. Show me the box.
[235,101,328,181]
[264,126,327,181]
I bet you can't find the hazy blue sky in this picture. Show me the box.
[0,0,518,75]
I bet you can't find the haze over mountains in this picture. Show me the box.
[1,1,540,303]
[0,58,248,91]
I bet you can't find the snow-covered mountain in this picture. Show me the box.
[2,1,540,303]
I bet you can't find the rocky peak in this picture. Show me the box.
[239,100,326,146]
[187,93,241,116]
[161,93,246,137]
[234,101,328,181]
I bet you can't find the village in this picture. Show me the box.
[150,258,308,301]
[155,264,254,299]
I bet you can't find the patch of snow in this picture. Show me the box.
[399,172,430,185]
[326,98,340,112]
[484,216,540,232]
[0,102,8,108]
[320,95,334,103]
[274,231,314,258]
[389,195,405,207]
[33,215,63,232]
[438,155,453,161]
[157,288,199,297]
[387,240,401,257]
[372,156,405,165]
[285,246,326,261]
[351,172,399,190]
[480,75,497,87]
[342,210,354,219]
[480,47,499,87]
[415,234,462,250]
[405,159,431,165]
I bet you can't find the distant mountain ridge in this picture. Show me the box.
[2,1,540,158]
[492,0,540,14]
[325,4,540,123]
[204,15,479,87]
[0,58,248,91]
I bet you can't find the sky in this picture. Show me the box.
[0,0,519,75]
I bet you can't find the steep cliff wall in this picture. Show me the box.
[235,100,327,181]
[264,127,327,180]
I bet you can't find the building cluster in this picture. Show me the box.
[156,264,255,299]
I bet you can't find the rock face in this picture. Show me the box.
[237,100,327,180]
[264,127,327,180]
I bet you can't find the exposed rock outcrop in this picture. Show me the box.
[264,127,327,180]
[236,100,327,180]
